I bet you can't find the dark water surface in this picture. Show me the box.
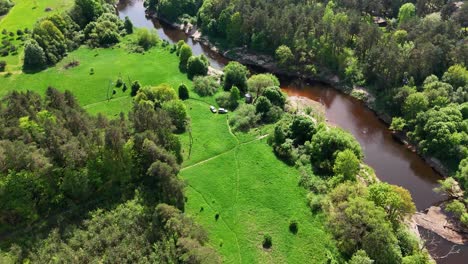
[117,1,467,262]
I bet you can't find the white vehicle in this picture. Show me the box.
[218,108,228,114]
[210,106,217,113]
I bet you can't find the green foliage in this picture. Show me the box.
[227,12,243,46]
[193,75,218,96]
[275,45,294,70]
[255,96,272,115]
[442,64,468,89]
[32,19,67,65]
[136,28,159,50]
[178,43,192,69]
[290,115,316,145]
[72,0,103,27]
[333,149,360,181]
[262,234,272,248]
[368,183,416,223]
[124,16,133,34]
[445,200,466,218]
[84,13,123,47]
[154,0,197,22]
[398,3,416,24]
[229,86,241,108]
[229,104,260,131]
[223,61,248,92]
[349,250,373,264]
[215,91,237,110]
[162,99,188,132]
[247,73,280,100]
[403,92,429,120]
[186,55,209,79]
[131,80,142,97]
[178,83,189,100]
[135,84,177,107]
[289,219,298,234]
[307,127,363,175]
[263,86,286,108]
[390,117,406,131]
[23,39,46,71]
[0,0,13,16]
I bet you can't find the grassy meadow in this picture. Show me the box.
[0,0,74,71]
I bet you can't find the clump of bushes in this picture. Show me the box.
[0,60,6,71]
[187,55,209,79]
[193,76,218,96]
[229,104,260,132]
[136,28,159,50]
[115,77,124,88]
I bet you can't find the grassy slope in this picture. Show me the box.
[0,0,74,71]
[180,97,339,263]
[0,42,191,116]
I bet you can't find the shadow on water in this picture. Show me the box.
[117,0,467,262]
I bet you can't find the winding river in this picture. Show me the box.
[117,1,467,262]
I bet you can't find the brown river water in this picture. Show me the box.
[118,0,467,262]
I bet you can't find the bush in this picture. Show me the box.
[445,200,466,218]
[216,92,237,110]
[178,43,192,69]
[223,61,248,92]
[115,77,124,88]
[178,83,189,100]
[289,219,298,234]
[0,60,5,72]
[23,39,46,71]
[193,76,218,96]
[136,28,159,50]
[186,55,209,79]
[124,16,133,34]
[89,68,94,75]
[262,234,272,249]
[461,213,468,227]
[131,81,141,97]
[307,193,323,213]
[229,104,260,132]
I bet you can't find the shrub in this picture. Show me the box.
[255,96,272,115]
[186,55,209,79]
[445,200,466,218]
[0,60,5,72]
[23,39,46,71]
[89,67,94,75]
[229,104,260,132]
[124,16,133,34]
[178,83,189,100]
[178,43,192,69]
[115,77,124,88]
[307,193,323,213]
[193,76,218,96]
[216,92,237,110]
[136,28,159,50]
[262,234,272,249]
[122,83,128,93]
[223,61,248,91]
[461,213,468,227]
[289,219,298,234]
[131,81,141,97]
[16,29,23,36]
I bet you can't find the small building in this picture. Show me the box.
[245,93,252,104]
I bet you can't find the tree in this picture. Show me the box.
[131,81,141,97]
[368,183,416,223]
[163,100,188,132]
[402,92,428,120]
[307,127,363,175]
[32,20,67,65]
[442,64,468,89]
[398,3,416,24]
[74,0,103,27]
[349,250,373,264]
[136,28,159,50]
[178,83,189,100]
[247,73,280,100]
[223,61,248,91]
[83,13,123,47]
[290,115,316,145]
[156,0,197,22]
[23,39,46,71]
[255,96,272,115]
[135,84,177,106]
[178,43,192,70]
[227,12,242,46]
[333,149,360,181]
[193,76,218,96]
[186,55,209,79]
[124,16,133,34]
[229,86,240,109]
[275,45,294,69]
[263,87,286,108]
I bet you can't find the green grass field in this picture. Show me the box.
[0,42,191,116]
[179,96,340,263]
[0,0,74,71]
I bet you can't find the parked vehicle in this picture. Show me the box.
[218,108,228,114]
[210,105,217,113]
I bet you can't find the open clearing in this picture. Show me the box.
[180,96,339,263]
